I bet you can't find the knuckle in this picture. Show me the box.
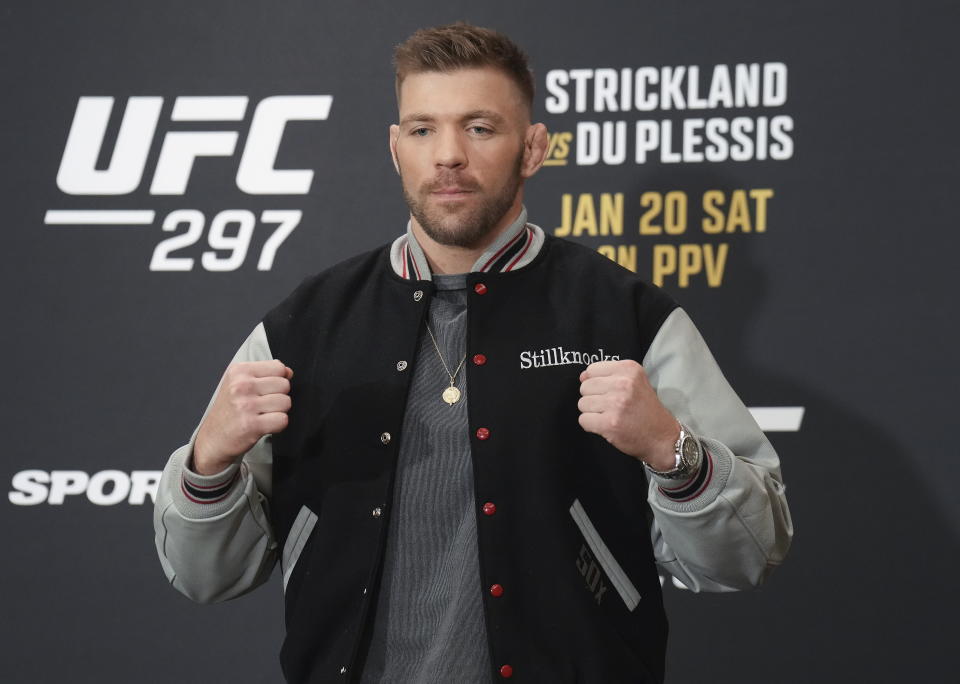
[229,378,253,397]
[229,362,254,380]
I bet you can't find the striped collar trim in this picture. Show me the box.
[389,207,545,281]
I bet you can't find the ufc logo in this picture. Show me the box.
[56,95,332,196]
[576,544,609,605]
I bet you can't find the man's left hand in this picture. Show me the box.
[578,360,679,470]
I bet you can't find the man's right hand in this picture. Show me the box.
[193,360,294,475]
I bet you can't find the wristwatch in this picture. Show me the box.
[644,424,702,480]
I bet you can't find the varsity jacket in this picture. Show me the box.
[154,212,793,683]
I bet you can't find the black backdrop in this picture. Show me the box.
[2,1,958,682]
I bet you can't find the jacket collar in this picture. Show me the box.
[389,206,545,280]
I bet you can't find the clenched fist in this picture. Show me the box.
[577,360,678,470]
[193,360,294,475]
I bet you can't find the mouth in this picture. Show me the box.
[430,187,475,201]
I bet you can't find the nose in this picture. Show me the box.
[434,128,467,169]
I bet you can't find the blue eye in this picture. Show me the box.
[471,126,492,135]
[412,127,429,137]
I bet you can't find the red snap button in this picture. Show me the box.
[499,664,513,678]
[474,282,488,295]
[482,502,497,516]
[472,353,487,366]
[489,583,504,597]
[476,427,490,441]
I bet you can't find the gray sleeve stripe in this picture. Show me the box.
[282,505,318,592]
[570,498,641,611]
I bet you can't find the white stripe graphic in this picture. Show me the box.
[44,210,156,225]
[570,498,641,611]
[282,505,318,592]
[748,407,805,432]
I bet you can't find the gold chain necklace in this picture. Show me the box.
[424,322,467,405]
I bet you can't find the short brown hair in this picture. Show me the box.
[393,22,534,111]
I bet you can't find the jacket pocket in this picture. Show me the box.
[282,504,318,593]
[569,498,641,612]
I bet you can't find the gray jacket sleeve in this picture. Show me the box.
[153,323,277,604]
[642,308,793,592]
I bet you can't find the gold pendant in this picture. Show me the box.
[442,386,461,405]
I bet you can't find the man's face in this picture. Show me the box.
[390,67,543,249]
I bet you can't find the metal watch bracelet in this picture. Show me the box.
[643,423,701,480]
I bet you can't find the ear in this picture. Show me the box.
[520,123,549,178]
[388,124,400,175]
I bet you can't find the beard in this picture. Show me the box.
[400,152,523,250]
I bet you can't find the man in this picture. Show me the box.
[154,23,792,684]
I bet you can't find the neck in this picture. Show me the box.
[410,201,524,275]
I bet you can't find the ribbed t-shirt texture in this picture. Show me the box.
[360,273,492,683]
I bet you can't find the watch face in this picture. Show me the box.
[682,436,701,467]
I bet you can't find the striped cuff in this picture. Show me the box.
[651,439,732,512]
[181,459,241,505]
[655,448,714,502]
[168,445,246,519]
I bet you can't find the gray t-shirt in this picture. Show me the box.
[360,273,491,683]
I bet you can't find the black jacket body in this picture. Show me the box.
[265,235,678,683]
